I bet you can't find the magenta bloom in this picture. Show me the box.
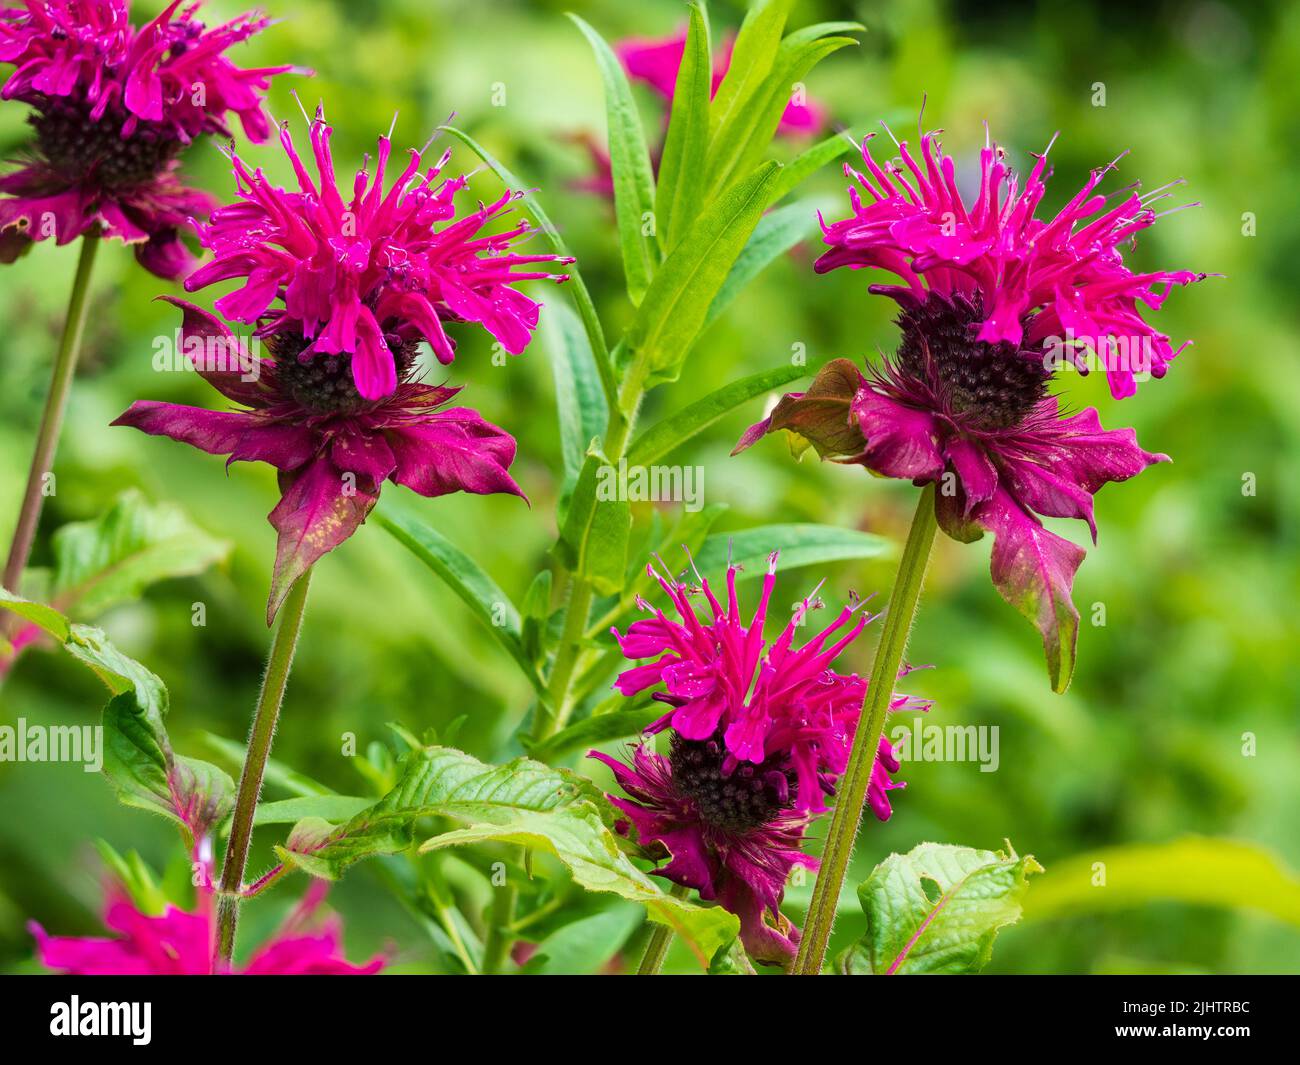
[594,554,927,966]
[735,346,1167,692]
[591,741,815,967]
[31,872,382,976]
[613,554,923,816]
[0,0,294,277]
[114,298,523,621]
[618,29,826,138]
[814,128,1204,399]
[184,109,573,401]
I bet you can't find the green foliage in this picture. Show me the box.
[840,842,1042,974]
[275,744,739,964]
[1024,837,1300,927]
[570,14,658,304]
[48,489,231,619]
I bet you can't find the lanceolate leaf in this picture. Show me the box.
[695,523,892,579]
[655,2,712,250]
[543,299,608,505]
[841,841,1042,975]
[275,745,738,965]
[375,505,544,693]
[704,201,826,328]
[253,795,373,826]
[627,364,810,467]
[710,32,858,198]
[524,705,664,764]
[709,0,794,144]
[50,490,231,619]
[570,14,658,304]
[625,161,781,393]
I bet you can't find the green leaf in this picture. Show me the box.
[841,841,1042,975]
[520,570,553,665]
[0,590,233,841]
[704,201,824,328]
[708,0,794,145]
[198,731,333,798]
[695,523,892,579]
[275,745,738,965]
[570,14,658,304]
[253,795,373,826]
[625,161,782,392]
[627,364,809,468]
[543,299,608,509]
[709,936,758,975]
[709,29,858,199]
[49,489,231,618]
[102,691,235,843]
[520,901,643,975]
[1022,836,1300,928]
[375,505,544,692]
[767,132,857,206]
[1,588,163,709]
[556,449,630,596]
[655,2,711,250]
[524,705,664,764]
[0,586,68,642]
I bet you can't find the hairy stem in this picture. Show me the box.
[3,233,100,599]
[214,568,313,968]
[792,484,938,975]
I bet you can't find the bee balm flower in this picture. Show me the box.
[184,108,574,401]
[114,298,524,622]
[594,554,928,966]
[813,126,1205,399]
[736,122,1203,691]
[0,0,296,277]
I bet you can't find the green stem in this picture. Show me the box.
[635,884,688,975]
[2,233,100,598]
[214,568,313,968]
[792,484,938,975]
[534,371,644,743]
[481,878,518,975]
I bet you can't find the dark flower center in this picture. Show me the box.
[266,331,419,414]
[669,732,794,834]
[895,293,1051,430]
[31,99,183,190]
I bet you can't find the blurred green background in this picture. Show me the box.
[1,0,1297,974]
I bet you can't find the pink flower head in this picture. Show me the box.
[815,125,1205,399]
[590,740,816,967]
[0,1,296,277]
[113,297,524,622]
[30,859,382,975]
[184,106,574,401]
[613,552,925,816]
[617,29,826,139]
[736,342,1169,690]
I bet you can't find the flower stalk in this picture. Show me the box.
[214,567,313,967]
[792,483,938,974]
[3,231,100,600]
[635,884,689,975]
